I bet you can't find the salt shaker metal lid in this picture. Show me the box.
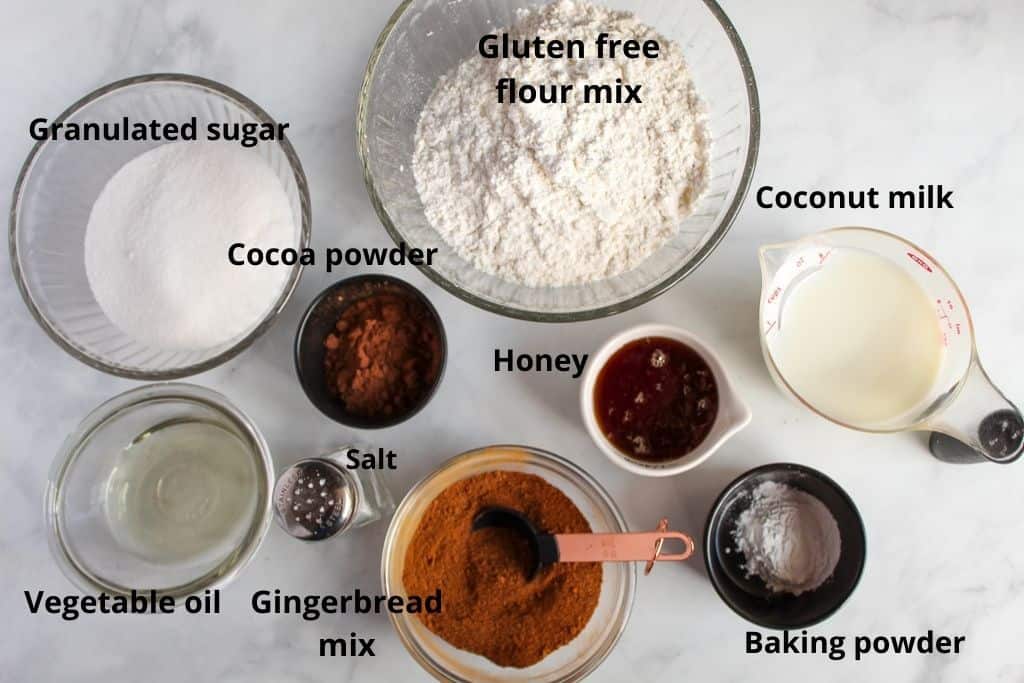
[273,458,357,541]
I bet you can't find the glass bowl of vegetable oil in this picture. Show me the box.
[47,383,274,599]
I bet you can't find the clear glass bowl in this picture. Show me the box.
[358,0,759,321]
[10,74,311,379]
[47,383,274,599]
[381,445,636,682]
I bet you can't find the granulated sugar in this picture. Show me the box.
[733,481,842,596]
[85,142,296,351]
[413,0,710,288]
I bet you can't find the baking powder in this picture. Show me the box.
[733,481,842,596]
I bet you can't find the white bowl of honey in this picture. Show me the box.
[581,324,751,477]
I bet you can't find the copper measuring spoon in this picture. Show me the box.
[472,506,695,580]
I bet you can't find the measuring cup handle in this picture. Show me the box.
[928,355,1024,464]
[554,531,695,563]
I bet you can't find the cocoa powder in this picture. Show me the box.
[403,471,602,668]
[323,291,441,419]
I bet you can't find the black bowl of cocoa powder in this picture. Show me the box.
[294,275,447,428]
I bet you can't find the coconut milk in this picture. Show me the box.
[774,249,944,428]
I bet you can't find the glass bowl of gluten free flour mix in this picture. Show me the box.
[10,74,310,378]
[382,445,636,682]
[359,0,759,321]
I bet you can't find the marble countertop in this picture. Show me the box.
[3,1,1023,681]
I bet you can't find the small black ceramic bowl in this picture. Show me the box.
[294,274,447,429]
[704,463,866,630]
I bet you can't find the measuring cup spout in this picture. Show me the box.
[758,242,795,284]
[927,354,1024,464]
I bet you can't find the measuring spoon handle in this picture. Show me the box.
[553,531,695,563]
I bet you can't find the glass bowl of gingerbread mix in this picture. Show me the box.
[381,445,636,682]
[294,275,446,428]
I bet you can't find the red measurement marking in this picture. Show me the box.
[818,249,833,264]
[943,332,949,348]
[765,320,777,335]
[907,252,933,273]
[796,256,805,268]
[767,287,781,304]
[935,300,962,336]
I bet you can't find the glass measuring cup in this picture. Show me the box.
[758,227,1022,463]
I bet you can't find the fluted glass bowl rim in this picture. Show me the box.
[9,73,312,379]
[357,0,760,322]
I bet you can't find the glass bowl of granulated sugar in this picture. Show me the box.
[359,0,759,321]
[11,74,310,379]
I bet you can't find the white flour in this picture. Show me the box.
[85,142,296,351]
[732,481,842,596]
[412,0,710,287]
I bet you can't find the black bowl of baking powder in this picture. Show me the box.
[703,463,867,630]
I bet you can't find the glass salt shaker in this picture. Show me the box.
[273,444,395,541]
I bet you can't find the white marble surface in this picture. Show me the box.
[3,1,1023,681]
